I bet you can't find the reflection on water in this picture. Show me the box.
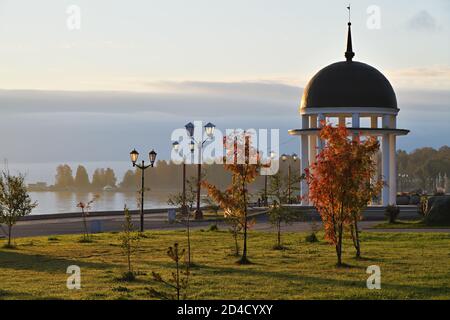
[29,191,176,215]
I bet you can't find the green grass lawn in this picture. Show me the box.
[1,229,449,300]
[373,220,450,229]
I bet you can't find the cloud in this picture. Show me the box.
[407,10,439,32]
[386,65,450,90]
[141,80,301,103]
[0,82,449,163]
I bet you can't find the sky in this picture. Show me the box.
[0,0,449,169]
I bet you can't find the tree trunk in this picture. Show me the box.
[7,224,12,247]
[242,213,248,261]
[336,223,343,266]
[176,258,180,300]
[351,220,361,258]
[187,212,191,267]
[241,180,249,264]
[277,219,281,247]
[127,248,132,273]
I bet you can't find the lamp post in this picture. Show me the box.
[282,153,298,204]
[398,173,409,192]
[130,148,157,232]
[185,122,215,219]
[172,141,188,215]
[185,122,216,219]
[262,151,277,207]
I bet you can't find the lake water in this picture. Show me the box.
[4,161,178,215]
[29,191,176,215]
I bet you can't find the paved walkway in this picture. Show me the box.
[1,210,448,239]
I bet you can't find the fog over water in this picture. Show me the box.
[1,85,449,167]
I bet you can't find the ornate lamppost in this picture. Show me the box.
[281,153,298,204]
[130,148,157,232]
[185,122,215,219]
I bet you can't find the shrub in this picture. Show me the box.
[305,233,319,243]
[423,196,450,226]
[396,194,410,205]
[409,194,421,205]
[208,224,219,232]
[385,205,400,223]
[119,271,136,282]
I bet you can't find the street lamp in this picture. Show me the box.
[185,121,215,219]
[262,151,277,207]
[398,173,409,193]
[172,141,188,215]
[129,148,157,232]
[282,153,298,204]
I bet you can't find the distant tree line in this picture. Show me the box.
[50,160,301,194]
[53,165,117,191]
[47,146,449,193]
[397,146,450,193]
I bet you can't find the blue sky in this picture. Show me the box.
[0,0,449,164]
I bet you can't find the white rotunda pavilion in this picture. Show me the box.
[289,22,409,206]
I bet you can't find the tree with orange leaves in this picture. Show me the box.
[306,124,382,266]
[202,133,262,264]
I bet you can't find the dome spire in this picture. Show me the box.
[345,5,355,62]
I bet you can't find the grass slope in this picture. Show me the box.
[1,230,449,300]
[373,220,450,229]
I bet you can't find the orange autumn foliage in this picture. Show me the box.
[202,134,262,229]
[202,133,265,263]
[306,123,382,264]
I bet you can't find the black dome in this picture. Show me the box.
[301,61,397,109]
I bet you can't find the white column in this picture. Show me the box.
[382,134,390,206]
[389,134,397,205]
[390,115,397,129]
[370,116,379,205]
[317,113,325,152]
[382,115,390,128]
[301,115,309,206]
[309,115,318,163]
[352,113,360,128]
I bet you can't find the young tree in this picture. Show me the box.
[74,165,91,190]
[204,195,220,229]
[76,195,99,242]
[0,171,38,247]
[306,124,382,266]
[203,133,262,264]
[120,205,140,281]
[168,176,197,267]
[268,200,301,249]
[148,243,190,300]
[266,171,303,249]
